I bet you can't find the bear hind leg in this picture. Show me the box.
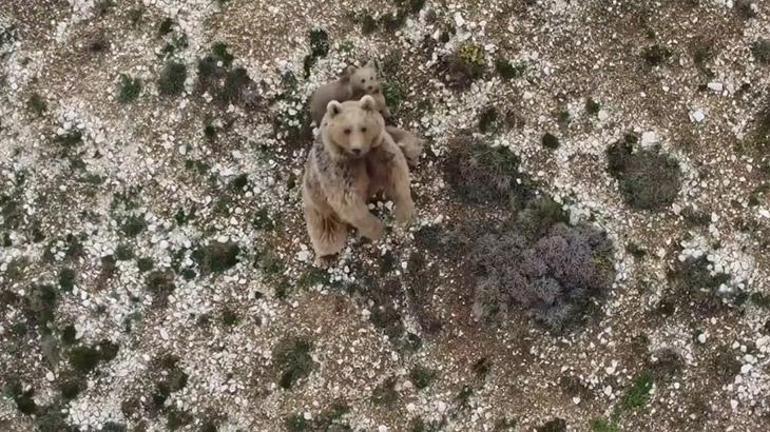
[305,207,347,265]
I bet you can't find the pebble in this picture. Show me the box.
[707,82,724,92]
[690,109,706,123]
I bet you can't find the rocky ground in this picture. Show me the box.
[1,1,770,431]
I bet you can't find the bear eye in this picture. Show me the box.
[361,127,367,133]
[343,128,351,135]
[361,79,366,83]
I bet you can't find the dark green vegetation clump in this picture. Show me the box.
[197,43,260,110]
[606,136,681,211]
[751,39,770,65]
[28,93,47,116]
[273,337,315,389]
[157,61,187,96]
[494,58,525,80]
[145,270,176,307]
[117,74,141,103]
[586,98,601,115]
[409,365,436,390]
[641,44,672,66]
[69,339,120,374]
[478,107,501,133]
[444,135,533,207]
[192,241,240,275]
[542,132,560,149]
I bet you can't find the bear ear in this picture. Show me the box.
[359,95,376,111]
[340,66,355,82]
[326,100,343,118]
[364,59,378,71]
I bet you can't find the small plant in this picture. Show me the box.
[641,44,672,66]
[751,39,770,65]
[537,418,567,432]
[542,132,560,149]
[158,18,174,37]
[303,28,330,77]
[136,257,154,272]
[54,129,83,149]
[372,377,399,405]
[494,58,525,80]
[221,307,240,326]
[441,43,485,89]
[128,7,144,26]
[606,137,681,211]
[145,270,176,307]
[219,67,251,106]
[585,98,601,115]
[157,61,187,96]
[166,407,193,430]
[94,0,114,17]
[192,241,240,275]
[68,346,101,374]
[3,379,37,415]
[383,80,407,114]
[120,215,146,237]
[273,337,315,389]
[27,93,47,116]
[58,268,76,291]
[478,107,501,133]
[117,74,141,103]
[409,365,436,390]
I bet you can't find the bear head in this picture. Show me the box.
[322,95,385,160]
[350,61,379,94]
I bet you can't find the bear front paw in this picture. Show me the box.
[395,201,415,225]
[362,219,385,241]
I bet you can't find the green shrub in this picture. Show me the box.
[117,74,141,103]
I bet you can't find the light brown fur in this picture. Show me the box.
[302,96,414,265]
[309,62,391,125]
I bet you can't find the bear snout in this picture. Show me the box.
[351,149,362,156]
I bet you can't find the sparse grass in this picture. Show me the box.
[128,7,144,26]
[117,74,141,103]
[157,61,187,96]
[751,39,770,65]
[55,129,83,149]
[606,137,681,211]
[409,365,436,390]
[27,93,47,116]
[4,379,37,415]
[136,257,154,272]
[273,337,315,389]
[212,42,234,67]
[68,345,101,374]
[619,371,654,411]
[219,67,251,106]
[542,132,560,149]
[590,418,619,432]
[252,208,275,230]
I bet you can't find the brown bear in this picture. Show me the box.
[302,95,415,265]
